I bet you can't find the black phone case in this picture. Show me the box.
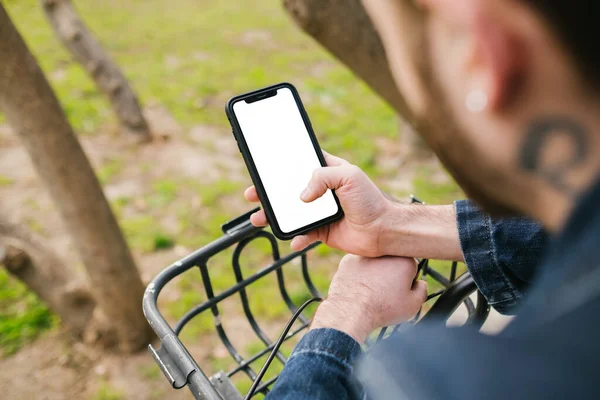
[225,82,343,241]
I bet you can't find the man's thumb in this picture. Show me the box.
[300,165,356,202]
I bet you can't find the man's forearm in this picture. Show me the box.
[378,202,464,261]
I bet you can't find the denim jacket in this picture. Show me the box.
[266,187,600,399]
[454,200,547,314]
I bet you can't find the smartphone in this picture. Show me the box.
[226,82,343,240]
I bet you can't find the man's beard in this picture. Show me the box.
[411,34,521,217]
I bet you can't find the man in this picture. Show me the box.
[246,0,600,398]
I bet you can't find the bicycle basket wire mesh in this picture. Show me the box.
[143,202,491,400]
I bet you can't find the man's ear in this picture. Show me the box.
[468,10,527,111]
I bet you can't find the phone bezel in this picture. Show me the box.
[225,82,343,240]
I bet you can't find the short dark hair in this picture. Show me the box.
[525,1,599,90]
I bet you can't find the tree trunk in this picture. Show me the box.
[0,4,152,352]
[40,0,151,143]
[0,218,95,337]
[283,0,431,154]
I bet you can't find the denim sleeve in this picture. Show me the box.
[454,200,548,314]
[265,328,364,400]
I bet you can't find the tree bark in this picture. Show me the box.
[0,218,95,336]
[40,0,151,143]
[283,0,431,154]
[0,4,152,352]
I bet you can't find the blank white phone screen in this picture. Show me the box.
[233,87,339,234]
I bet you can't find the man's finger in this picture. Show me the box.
[412,280,428,306]
[244,186,260,202]
[300,164,357,202]
[290,231,320,251]
[322,150,349,167]
[250,210,268,227]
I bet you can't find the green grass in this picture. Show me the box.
[153,234,175,250]
[92,382,125,400]
[0,269,56,356]
[97,159,124,185]
[177,209,232,248]
[412,168,462,204]
[0,175,14,186]
[195,179,243,208]
[423,259,468,294]
[25,218,46,234]
[148,179,179,207]
[165,287,214,340]
[245,340,265,357]
[120,215,175,252]
[137,363,162,381]
[109,196,131,217]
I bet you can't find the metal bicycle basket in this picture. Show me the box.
[143,205,491,399]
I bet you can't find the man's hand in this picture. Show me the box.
[310,255,427,343]
[244,151,464,261]
[244,151,393,257]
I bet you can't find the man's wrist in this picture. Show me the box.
[378,201,464,261]
[310,299,373,344]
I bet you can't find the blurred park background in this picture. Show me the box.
[0,0,463,398]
